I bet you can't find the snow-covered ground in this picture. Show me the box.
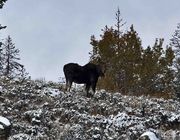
[0,79,179,140]
[0,116,11,129]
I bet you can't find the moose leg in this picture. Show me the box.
[68,81,72,92]
[65,79,68,91]
[91,82,97,95]
[66,80,72,92]
[85,84,90,97]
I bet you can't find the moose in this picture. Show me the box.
[63,63,104,97]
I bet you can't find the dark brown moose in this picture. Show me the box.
[63,63,104,97]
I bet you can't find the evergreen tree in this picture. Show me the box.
[90,27,117,90]
[89,9,175,96]
[0,0,7,71]
[170,23,180,98]
[174,58,180,98]
[139,39,175,95]
[115,25,143,93]
[2,36,24,78]
[90,9,143,93]
[146,39,174,93]
[140,46,154,93]
[171,23,180,56]
[162,47,175,93]
[115,8,126,38]
[145,39,165,93]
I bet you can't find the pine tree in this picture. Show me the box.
[170,23,180,98]
[89,9,175,96]
[89,9,143,93]
[174,58,180,98]
[0,0,7,72]
[2,36,24,78]
[115,8,126,38]
[115,25,143,93]
[171,23,180,56]
[140,39,174,95]
[90,26,118,90]
[162,47,175,93]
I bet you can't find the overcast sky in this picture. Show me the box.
[0,0,180,81]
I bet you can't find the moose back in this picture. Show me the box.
[63,63,104,97]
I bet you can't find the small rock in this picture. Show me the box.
[139,131,159,140]
[0,116,11,140]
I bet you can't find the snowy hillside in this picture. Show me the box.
[0,78,180,140]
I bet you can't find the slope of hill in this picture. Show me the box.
[0,78,180,140]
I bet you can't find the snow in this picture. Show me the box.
[10,133,31,140]
[168,112,180,122]
[0,86,2,92]
[140,131,159,140]
[93,134,101,139]
[0,124,4,129]
[45,87,60,97]
[0,116,11,127]
[0,78,179,139]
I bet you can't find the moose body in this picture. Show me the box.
[63,63,104,97]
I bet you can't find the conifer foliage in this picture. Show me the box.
[0,1,27,81]
[170,23,180,98]
[0,0,7,9]
[90,9,175,95]
[0,36,26,79]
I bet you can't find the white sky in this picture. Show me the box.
[0,0,180,81]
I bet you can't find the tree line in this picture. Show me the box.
[89,9,180,98]
[1,2,180,98]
